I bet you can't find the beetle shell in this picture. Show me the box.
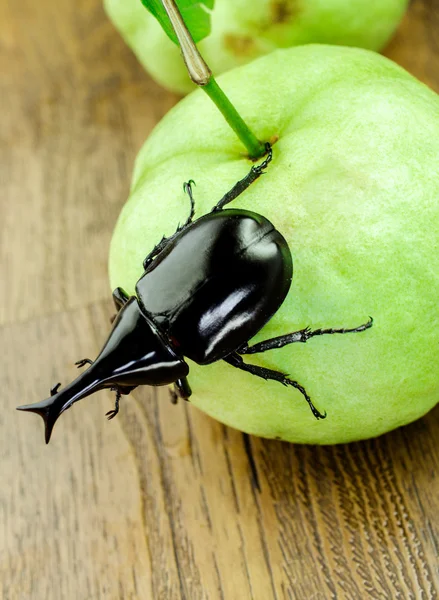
[136,209,293,364]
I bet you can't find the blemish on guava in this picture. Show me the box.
[223,34,258,58]
[270,0,297,24]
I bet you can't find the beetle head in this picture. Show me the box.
[17,297,188,443]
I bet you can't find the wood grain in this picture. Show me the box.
[1,0,439,598]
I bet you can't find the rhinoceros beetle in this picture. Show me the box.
[18,144,372,443]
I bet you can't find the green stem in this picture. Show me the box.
[160,0,266,159]
[202,77,265,159]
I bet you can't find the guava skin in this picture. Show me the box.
[104,0,409,94]
[109,45,439,444]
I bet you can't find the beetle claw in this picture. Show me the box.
[183,179,196,195]
[106,387,121,420]
[309,405,327,420]
[251,143,273,175]
[75,358,93,369]
[285,377,327,420]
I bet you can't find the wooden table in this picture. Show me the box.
[1,1,438,598]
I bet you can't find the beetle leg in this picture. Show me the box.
[182,180,196,226]
[112,287,130,312]
[210,143,272,212]
[169,377,192,404]
[143,236,170,269]
[238,317,373,355]
[106,387,122,420]
[143,183,197,270]
[223,352,326,420]
[111,287,131,323]
[75,358,93,368]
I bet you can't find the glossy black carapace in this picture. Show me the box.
[18,145,373,443]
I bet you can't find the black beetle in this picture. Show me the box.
[18,144,372,443]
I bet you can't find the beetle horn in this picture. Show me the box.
[17,395,67,445]
[17,367,109,444]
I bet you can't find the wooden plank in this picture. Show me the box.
[3,303,438,599]
[2,0,439,597]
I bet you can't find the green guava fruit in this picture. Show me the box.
[104,0,409,94]
[109,45,439,444]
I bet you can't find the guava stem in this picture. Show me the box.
[202,78,266,159]
[160,0,266,159]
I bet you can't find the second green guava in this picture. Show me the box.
[104,0,408,94]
